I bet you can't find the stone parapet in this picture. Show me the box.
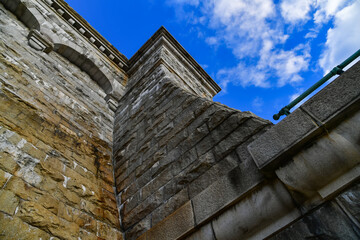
[248,61,360,172]
[247,61,360,238]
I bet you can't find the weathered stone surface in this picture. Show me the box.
[301,61,360,122]
[275,110,360,200]
[336,182,360,223]
[17,200,80,239]
[269,200,360,240]
[152,188,189,226]
[147,201,195,240]
[185,223,216,240]
[0,212,52,240]
[0,190,19,215]
[125,215,151,240]
[211,181,300,240]
[248,108,317,170]
[114,51,268,239]
[3,1,360,240]
[188,152,238,199]
[0,3,120,239]
[192,165,264,225]
[97,220,124,240]
[0,168,11,188]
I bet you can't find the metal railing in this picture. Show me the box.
[273,49,360,120]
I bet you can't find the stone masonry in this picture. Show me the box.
[0,0,124,239]
[1,0,360,240]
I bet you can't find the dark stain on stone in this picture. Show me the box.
[93,145,101,177]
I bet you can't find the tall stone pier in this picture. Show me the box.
[1,0,360,240]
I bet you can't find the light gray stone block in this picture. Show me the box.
[248,108,318,170]
[302,61,360,122]
[192,165,264,225]
[212,181,300,240]
[147,201,195,240]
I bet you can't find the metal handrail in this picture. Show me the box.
[273,49,360,120]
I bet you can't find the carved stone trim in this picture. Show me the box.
[27,29,53,53]
[43,0,128,71]
[106,94,119,112]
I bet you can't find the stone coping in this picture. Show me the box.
[248,61,360,172]
[128,26,221,95]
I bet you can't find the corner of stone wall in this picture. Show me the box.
[113,57,276,239]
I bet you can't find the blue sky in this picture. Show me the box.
[65,0,360,121]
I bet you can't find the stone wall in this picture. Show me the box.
[1,1,360,240]
[0,1,123,239]
[113,38,272,239]
[113,29,360,239]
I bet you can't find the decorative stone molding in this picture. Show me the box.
[0,0,41,31]
[105,94,119,112]
[27,29,53,53]
[43,0,128,71]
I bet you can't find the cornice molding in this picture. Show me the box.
[44,0,128,71]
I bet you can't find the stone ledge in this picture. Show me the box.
[248,61,360,172]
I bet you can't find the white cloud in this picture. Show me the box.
[319,1,360,73]
[280,0,313,24]
[267,46,310,86]
[217,63,269,88]
[196,0,310,90]
[205,36,219,46]
[252,97,264,112]
[166,0,357,92]
[314,0,348,24]
[168,0,199,6]
[304,28,319,39]
[289,88,304,102]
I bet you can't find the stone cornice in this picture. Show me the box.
[44,0,128,70]
[41,1,220,96]
[129,26,221,95]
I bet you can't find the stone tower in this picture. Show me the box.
[1,0,359,240]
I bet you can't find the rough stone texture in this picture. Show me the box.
[275,110,360,201]
[113,49,270,238]
[248,61,360,172]
[185,223,216,240]
[248,107,318,170]
[0,2,123,239]
[146,201,195,240]
[192,164,264,225]
[2,1,360,240]
[301,61,360,122]
[211,180,300,240]
[269,197,360,239]
[336,181,360,224]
